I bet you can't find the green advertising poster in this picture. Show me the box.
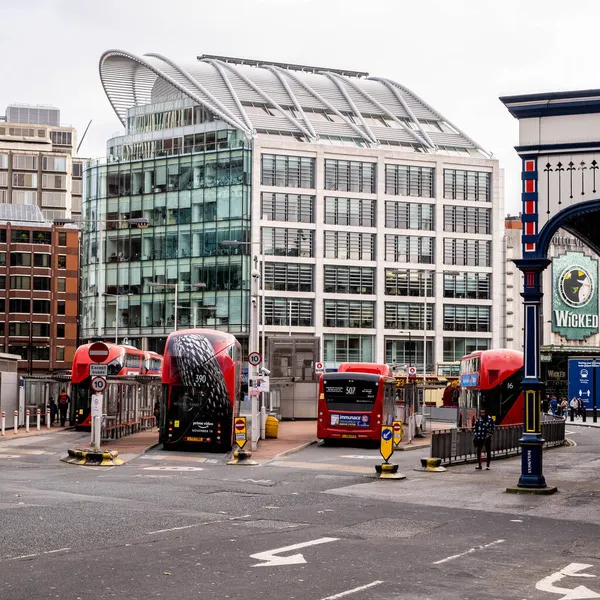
[552,251,599,340]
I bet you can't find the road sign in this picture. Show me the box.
[234,417,247,449]
[256,375,270,392]
[380,426,394,462]
[91,393,103,418]
[392,420,403,446]
[90,364,108,377]
[315,362,324,373]
[568,359,598,409]
[91,377,107,393]
[408,366,417,376]
[248,352,262,367]
[89,342,110,363]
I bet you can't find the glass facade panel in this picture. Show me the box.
[323,334,374,364]
[443,305,491,332]
[443,272,490,299]
[261,193,314,223]
[263,298,313,326]
[385,201,434,230]
[443,205,491,234]
[262,228,313,257]
[385,339,434,373]
[324,160,376,193]
[384,302,434,329]
[324,231,375,261]
[443,239,491,266]
[324,266,374,294]
[323,300,375,328]
[385,269,433,297]
[443,169,490,201]
[385,165,434,197]
[263,263,313,292]
[324,197,376,226]
[261,154,315,188]
[385,235,434,263]
[443,337,490,361]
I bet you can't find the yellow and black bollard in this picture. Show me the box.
[414,457,447,472]
[227,416,258,465]
[375,425,406,480]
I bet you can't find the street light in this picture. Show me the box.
[103,292,133,343]
[147,282,206,332]
[55,217,149,337]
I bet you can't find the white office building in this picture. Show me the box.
[85,51,503,377]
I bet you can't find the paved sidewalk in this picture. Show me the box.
[94,428,159,462]
[0,424,73,442]
[252,420,318,461]
[565,415,600,428]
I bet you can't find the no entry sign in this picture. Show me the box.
[89,342,110,363]
[234,417,247,449]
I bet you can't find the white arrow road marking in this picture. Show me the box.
[250,537,339,567]
[432,539,505,565]
[535,563,600,599]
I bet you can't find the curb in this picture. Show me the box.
[138,441,161,456]
[274,439,318,460]
[395,442,430,452]
[0,426,75,443]
[565,422,600,429]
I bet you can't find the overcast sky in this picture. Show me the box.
[1,0,597,215]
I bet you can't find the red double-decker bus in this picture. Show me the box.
[317,363,397,444]
[71,343,163,428]
[459,349,524,426]
[159,329,241,450]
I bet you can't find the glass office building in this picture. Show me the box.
[83,51,504,367]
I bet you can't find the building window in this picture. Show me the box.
[33,300,51,314]
[0,230,5,243]
[72,162,83,177]
[57,278,66,292]
[385,164,434,197]
[9,322,30,337]
[31,346,50,361]
[385,269,433,296]
[32,323,50,337]
[262,228,314,258]
[51,130,73,146]
[384,302,434,329]
[443,206,491,234]
[9,276,30,290]
[385,339,434,372]
[41,192,67,207]
[263,263,313,292]
[324,197,376,227]
[58,232,67,246]
[42,174,67,189]
[0,299,5,312]
[443,337,490,361]
[263,298,313,326]
[261,193,314,223]
[443,169,491,201]
[0,276,4,289]
[443,238,491,267]
[0,253,5,266]
[0,172,7,186]
[12,154,37,170]
[10,253,31,267]
[0,154,7,169]
[8,346,28,359]
[261,154,315,188]
[57,324,65,338]
[443,305,491,332]
[324,300,375,328]
[12,172,38,188]
[385,235,434,263]
[385,201,434,230]
[34,253,51,267]
[324,266,375,295]
[12,191,37,205]
[324,231,376,261]
[33,277,52,291]
[56,346,65,361]
[57,301,66,316]
[443,272,491,299]
[57,255,66,269]
[11,229,31,243]
[323,334,374,364]
[324,159,376,193]
[9,299,30,313]
[42,156,67,172]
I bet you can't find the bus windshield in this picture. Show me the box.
[323,377,378,412]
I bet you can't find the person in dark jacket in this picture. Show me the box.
[49,398,58,425]
[473,407,495,470]
[57,391,70,426]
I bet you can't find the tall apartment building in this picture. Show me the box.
[0,204,79,375]
[0,104,83,221]
[81,51,503,378]
[505,216,600,397]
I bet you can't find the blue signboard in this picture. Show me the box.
[568,359,597,409]
[460,373,479,387]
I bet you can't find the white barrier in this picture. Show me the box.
[25,409,30,433]
[46,408,51,429]
[1,411,4,436]
[13,410,18,434]
[36,409,41,431]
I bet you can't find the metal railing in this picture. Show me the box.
[430,418,566,465]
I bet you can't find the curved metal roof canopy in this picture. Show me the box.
[99,50,490,156]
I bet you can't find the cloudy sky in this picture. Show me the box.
[0,0,597,214]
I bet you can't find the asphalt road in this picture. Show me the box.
[1,427,599,600]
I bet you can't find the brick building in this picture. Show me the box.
[0,205,78,374]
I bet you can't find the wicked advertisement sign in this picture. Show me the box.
[552,252,599,340]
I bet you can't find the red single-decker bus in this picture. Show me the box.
[159,329,241,450]
[317,363,397,443]
[459,349,524,426]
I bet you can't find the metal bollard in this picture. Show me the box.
[25,409,30,433]
[36,409,41,431]
[46,408,51,429]
[1,411,4,436]
[260,405,267,440]
[14,410,18,434]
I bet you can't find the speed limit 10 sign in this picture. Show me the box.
[248,352,262,366]
[90,376,107,393]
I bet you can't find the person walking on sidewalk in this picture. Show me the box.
[473,408,495,470]
[49,398,58,426]
[58,391,70,427]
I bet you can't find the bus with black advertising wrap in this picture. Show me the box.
[159,329,241,450]
[317,362,397,443]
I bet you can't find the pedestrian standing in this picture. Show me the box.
[57,391,70,427]
[49,398,58,425]
[570,396,578,420]
[550,396,558,416]
[560,397,569,418]
[473,407,495,470]
[577,397,584,418]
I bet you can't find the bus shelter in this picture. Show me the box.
[100,374,162,440]
[22,373,71,425]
